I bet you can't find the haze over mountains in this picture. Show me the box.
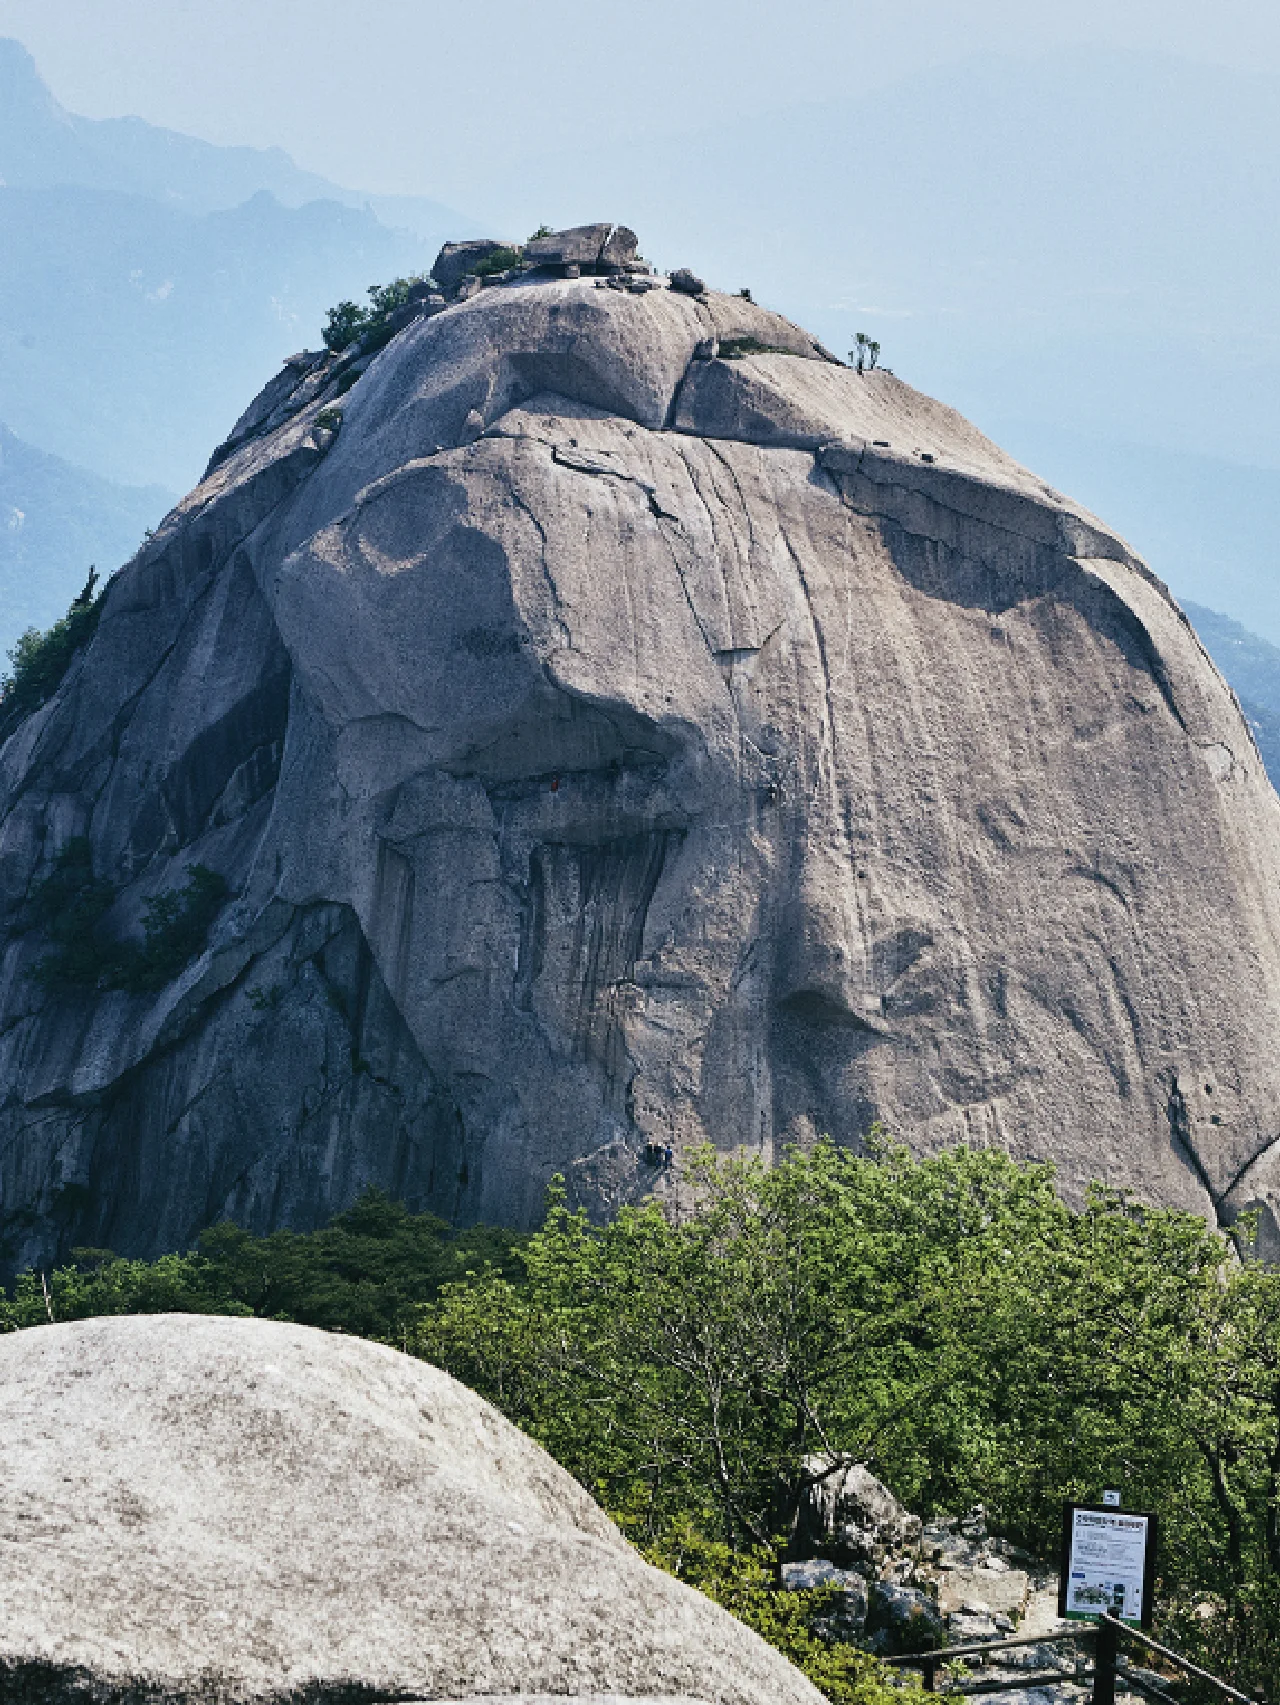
[0,36,460,231]
[1181,602,1280,780]
[0,424,168,650]
[1,184,426,486]
[0,37,474,654]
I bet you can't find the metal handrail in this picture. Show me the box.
[1115,1661,1184,1705]
[910,1625,1095,1663]
[885,1622,1094,1692]
[885,1611,1265,1703]
[1102,1610,1265,1705]
[945,1673,1094,1699]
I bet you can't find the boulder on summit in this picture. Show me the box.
[3,224,1280,1271]
[522,221,640,272]
[431,237,522,297]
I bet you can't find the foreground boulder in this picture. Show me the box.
[0,1314,822,1703]
[3,224,1280,1267]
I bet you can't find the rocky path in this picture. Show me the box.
[785,1461,1154,1703]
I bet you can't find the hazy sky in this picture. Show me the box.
[8,0,1280,641]
[5,0,1280,209]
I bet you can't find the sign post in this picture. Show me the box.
[1093,1612,1120,1705]
[1059,1502,1158,1630]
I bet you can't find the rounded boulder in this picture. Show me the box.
[0,1314,822,1705]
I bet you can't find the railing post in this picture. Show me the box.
[921,1655,939,1692]
[1093,1612,1119,1705]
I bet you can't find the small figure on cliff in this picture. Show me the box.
[71,566,99,608]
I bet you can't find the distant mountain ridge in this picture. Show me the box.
[0,37,469,238]
[0,38,481,654]
[1184,601,1280,786]
[0,425,172,665]
[0,182,432,488]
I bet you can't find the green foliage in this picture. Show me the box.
[130,864,228,990]
[3,1249,251,1325]
[939,1190,1280,1688]
[22,837,117,986]
[528,225,554,241]
[852,332,881,374]
[5,1142,1280,1693]
[0,594,101,732]
[417,1142,1057,1550]
[321,299,368,353]
[718,337,794,360]
[0,1190,527,1344]
[315,406,343,432]
[639,1524,910,1705]
[415,1143,1280,1694]
[364,277,419,319]
[469,246,523,278]
[321,275,429,353]
[25,843,228,993]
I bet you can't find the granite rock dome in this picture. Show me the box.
[3,228,1280,1265]
[0,1313,822,1702]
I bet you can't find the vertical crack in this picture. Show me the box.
[1166,1072,1222,1212]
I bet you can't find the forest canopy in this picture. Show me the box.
[4,1143,1277,1697]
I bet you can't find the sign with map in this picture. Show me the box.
[1059,1504,1158,1629]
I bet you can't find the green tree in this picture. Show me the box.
[130,864,229,990]
[0,1190,526,1344]
[417,1141,1059,1552]
[322,298,371,352]
[851,333,881,374]
[0,576,103,735]
[321,275,429,353]
[22,837,118,986]
[416,1145,1280,1692]
[963,1196,1280,1686]
[24,846,229,993]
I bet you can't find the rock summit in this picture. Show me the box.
[3,223,1280,1266]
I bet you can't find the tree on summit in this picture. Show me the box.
[852,333,880,374]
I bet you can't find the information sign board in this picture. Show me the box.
[1058,1503,1157,1629]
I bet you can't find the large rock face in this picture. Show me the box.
[0,1314,821,1702]
[3,237,1280,1268]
